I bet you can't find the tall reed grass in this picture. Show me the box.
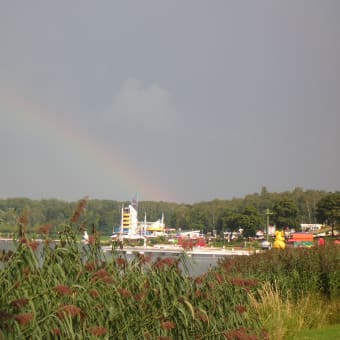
[218,245,340,300]
[0,205,264,339]
[217,243,340,339]
[248,281,340,340]
[1,203,339,339]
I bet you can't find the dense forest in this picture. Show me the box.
[0,187,339,237]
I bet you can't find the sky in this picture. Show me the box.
[1,0,339,204]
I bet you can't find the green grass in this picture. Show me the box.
[291,323,340,340]
[248,282,340,339]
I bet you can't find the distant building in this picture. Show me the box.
[256,230,264,239]
[112,202,165,238]
[300,224,322,232]
[268,225,276,236]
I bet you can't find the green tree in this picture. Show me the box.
[189,207,208,232]
[272,198,299,229]
[221,206,261,238]
[241,206,263,237]
[172,205,191,230]
[223,213,243,233]
[316,192,340,237]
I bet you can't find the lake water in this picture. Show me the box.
[111,250,223,277]
[0,240,236,276]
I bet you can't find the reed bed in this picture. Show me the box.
[248,281,339,340]
[218,244,340,300]
[0,242,263,339]
[218,242,340,339]
[1,202,339,339]
[0,212,263,339]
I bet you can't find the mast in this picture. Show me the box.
[120,205,124,234]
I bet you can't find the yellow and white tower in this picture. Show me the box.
[120,204,138,236]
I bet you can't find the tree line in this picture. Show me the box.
[0,187,339,237]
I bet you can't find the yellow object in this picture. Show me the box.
[273,230,286,249]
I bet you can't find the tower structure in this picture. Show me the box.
[120,204,138,236]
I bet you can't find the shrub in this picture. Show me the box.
[218,245,340,300]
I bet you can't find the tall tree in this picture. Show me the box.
[241,206,262,237]
[316,192,340,237]
[272,198,299,229]
[220,206,262,238]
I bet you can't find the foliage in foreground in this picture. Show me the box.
[219,244,340,300]
[0,199,339,339]
[291,323,340,340]
[0,228,263,339]
[248,282,340,340]
[216,244,340,339]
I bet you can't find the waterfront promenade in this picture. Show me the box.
[102,244,257,257]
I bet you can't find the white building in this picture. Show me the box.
[113,203,165,238]
[300,224,323,232]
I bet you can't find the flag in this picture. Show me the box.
[131,193,138,210]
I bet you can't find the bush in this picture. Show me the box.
[218,245,340,300]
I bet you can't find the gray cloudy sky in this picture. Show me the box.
[1,0,339,203]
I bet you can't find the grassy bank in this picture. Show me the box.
[291,323,340,340]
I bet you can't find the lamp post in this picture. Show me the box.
[265,208,273,241]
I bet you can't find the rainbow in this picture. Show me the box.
[1,91,174,202]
